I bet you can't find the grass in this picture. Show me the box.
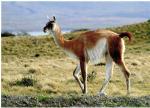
[1,21,150,106]
[2,95,150,107]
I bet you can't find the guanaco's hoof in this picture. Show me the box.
[126,92,130,96]
[98,92,107,97]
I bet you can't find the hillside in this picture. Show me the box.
[2,21,150,58]
[1,21,150,107]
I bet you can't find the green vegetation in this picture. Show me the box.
[1,21,150,106]
[1,32,15,37]
[10,76,37,87]
[2,95,150,107]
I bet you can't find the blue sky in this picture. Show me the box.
[2,1,150,32]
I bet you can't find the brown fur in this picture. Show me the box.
[107,35,123,64]
[119,32,132,42]
[81,31,105,48]
[64,39,85,60]
[63,30,106,60]
[63,30,117,59]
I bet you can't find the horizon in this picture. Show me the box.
[2,1,150,33]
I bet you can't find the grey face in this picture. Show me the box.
[43,16,56,33]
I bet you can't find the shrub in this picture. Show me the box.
[12,76,37,87]
[28,68,37,74]
[24,64,29,67]
[147,19,150,23]
[87,71,97,82]
[34,54,40,57]
[1,32,15,37]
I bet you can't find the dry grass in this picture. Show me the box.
[2,41,150,97]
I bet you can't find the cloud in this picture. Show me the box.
[2,2,150,32]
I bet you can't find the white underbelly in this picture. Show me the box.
[63,38,107,64]
[64,49,79,60]
[86,38,107,64]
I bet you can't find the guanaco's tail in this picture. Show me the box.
[119,32,132,42]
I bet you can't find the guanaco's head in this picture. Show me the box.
[43,16,56,33]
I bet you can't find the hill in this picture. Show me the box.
[2,21,150,58]
[1,21,150,107]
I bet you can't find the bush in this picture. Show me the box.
[87,71,97,82]
[28,68,37,74]
[147,19,150,23]
[1,32,15,37]
[12,76,37,87]
[34,54,40,57]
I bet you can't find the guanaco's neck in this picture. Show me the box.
[51,23,66,48]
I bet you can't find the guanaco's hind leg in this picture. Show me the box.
[108,36,130,95]
[99,54,114,96]
[118,61,130,95]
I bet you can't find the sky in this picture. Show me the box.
[2,1,150,32]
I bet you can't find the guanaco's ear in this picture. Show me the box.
[53,16,56,22]
[47,15,50,20]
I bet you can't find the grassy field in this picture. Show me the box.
[1,21,150,106]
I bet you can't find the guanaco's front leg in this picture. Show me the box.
[73,64,84,92]
[80,60,87,94]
